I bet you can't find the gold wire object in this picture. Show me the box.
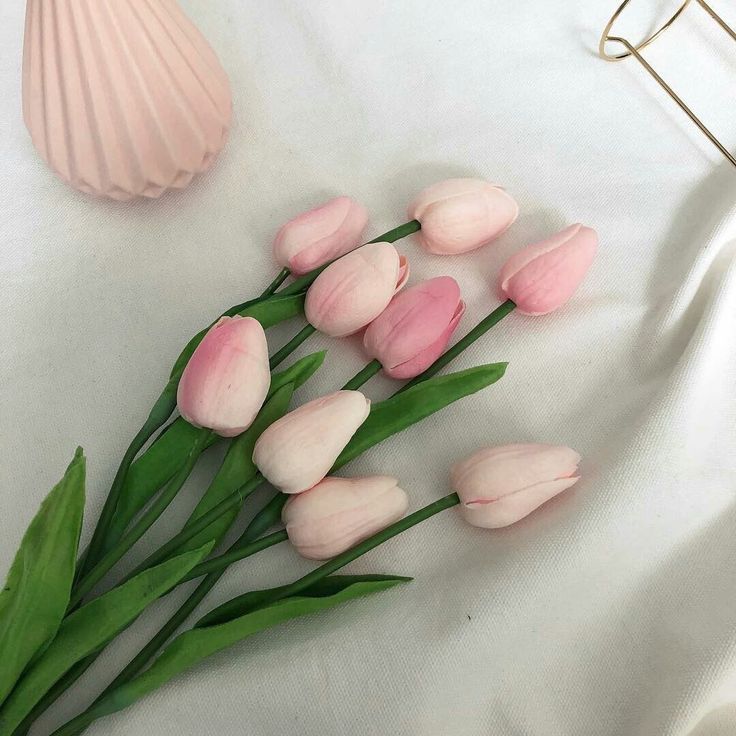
[599,0,736,167]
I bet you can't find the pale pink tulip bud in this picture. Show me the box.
[363,276,465,379]
[177,316,270,437]
[499,223,597,315]
[409,178,518,255]
[282,475,409,559]
[253,391,371,494]
[305,242,409,337]
[451,443,581,529]
[273,196,369,276]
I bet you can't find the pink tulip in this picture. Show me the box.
[363,276,465,379]
[177,316,270,437]
[282,475,409,560]
[273,196,368,275]
[305,242,409,337]
[253,390,371,494]
[451,443,581,529]
[409,178,518,255]
[499,223,597,316]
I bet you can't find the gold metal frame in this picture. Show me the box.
[599,0,736,167]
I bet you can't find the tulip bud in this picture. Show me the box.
[499,223,597,315]
[305,242,409,337]
[282,475,409,559]
[409,178,518,255]
[451,443,580,528]
[177,316,271,437]
[253,390,371,494]
[363,276,465,379]
[273,196,369,276]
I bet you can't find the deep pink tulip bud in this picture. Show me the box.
[272,196,368,275]
[451,443,581,528]
[363,276,465,379]
[177,316,270,437]
[409,178,518,255]
[305,242,409,337]
[282,475,409,560]
[253,390,371,494]
[499,223,597,315]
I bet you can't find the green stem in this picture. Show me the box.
[262,267,290,296]
[269,325,317,370]
[75,378,179,581]
[182,530,288,582]
[121,497,286,674]
[125,473,264,577]
[278,220,420,297]
[342,359,382,390]
[366,219,421,244]
[398,299,516,393]
[68,429,212,609]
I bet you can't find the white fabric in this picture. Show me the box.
[2,1,736,734]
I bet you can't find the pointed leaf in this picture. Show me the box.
[335,362,508,468]
[109,420,214,546]
[74,577,410,727]
[197,574,413,628]
[269,350,326,392]
[0,449,86,705]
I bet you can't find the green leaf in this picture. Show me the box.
[71,577,410,728]
[0,448,86,706]
[170,292,306,379]
[0,544,212,735]
[265,350,326,396]
[108,420,214,547]
[235,293,305,329]
[197,574,412,628]
[335,362,508,469]
[175,383,296,553]
[107,351,325,549]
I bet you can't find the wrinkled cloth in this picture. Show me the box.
[1,1,736,735]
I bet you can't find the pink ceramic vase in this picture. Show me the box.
[22,0,232,201]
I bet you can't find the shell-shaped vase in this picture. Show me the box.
[22,0,232,201]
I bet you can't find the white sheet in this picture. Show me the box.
[2,1,736,734]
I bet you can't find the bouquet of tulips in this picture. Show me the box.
[0,178,596,735]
